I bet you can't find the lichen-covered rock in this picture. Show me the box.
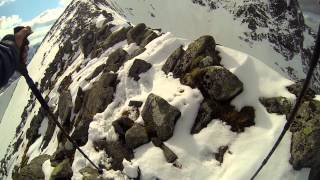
[125,123,150,149]
[142,93,181,141]
[290,100,320,170]
[172,35,216,78]
[50,159,73,180]
[50,143,75,167]
[198,66,243,101]
[80,31,96,58]
[198,56,220,68]
[105,48,129,72]
[287,81,316,101]
[128,59,152,81]
[259,96,292,115]
[74,87,84,113]
[72,73,118,146]
[80,167,103,180]
[162,45,184,75]
[93,139,133,171]
[13,155,50,180]
[58,90,73,126]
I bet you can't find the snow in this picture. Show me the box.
[0,0,317,180]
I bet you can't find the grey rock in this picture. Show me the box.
[125,123,150,149]
[259,96,292,115]
[80,31,96,58]
[287,81,316,101]
[162,45,185,75]
[128,59,152,81]
[128,100,143,108]
[112,116,134,138]
[102,26,131,50]
[160,143,178,163]
[198,66,243,101]
[58,90,73,126]
[85,64,106,81]
[14,155,50,180]
[93,139,133,170]
[140,31,158,47]
[74,87,84,113]
[50,159,73,180]
[290,100,320,170]
[142,93,181,141]
[105,48,129,72]
[198,56,220,68]
[127,23,147,45]
[80,167,103,180]
[129,47,146,59]
[215,146,228,164]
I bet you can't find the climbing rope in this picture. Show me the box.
[250,24,320,179]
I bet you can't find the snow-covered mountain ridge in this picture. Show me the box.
[0,0,319,180]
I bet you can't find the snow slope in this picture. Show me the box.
[0,0,317,179]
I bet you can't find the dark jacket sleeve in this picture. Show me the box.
[0,35,20,88]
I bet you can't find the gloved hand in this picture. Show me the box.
[14,26,32,64]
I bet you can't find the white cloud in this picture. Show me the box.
[0,8,64,46]
[0,0,15,6]
[59,0,72,6]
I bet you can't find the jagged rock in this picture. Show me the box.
[74,87,84,113]
[259,97,292,115]
[198,66,243,101]
[50,159,73,180]
[58,75,72,93]
[140,31,158,47]
[80,31,96,58]
[172,35,216,78]
[162,45,185,75]
[14,155,50,180]
[26,108,45,146]
[142,93,181,141]
[287,81,316,101]
[161,144,178,163]
[91,48,104,59]
[50,143,75,167]
[86,64,106,81]
[105,48,129,72]
[125,123,150,149]
[101,10,114,22]
[128,100,143,108]
[58,90,73,126]
[41,118,56,150]
[96,23,113,42]
[290,100,320,170]
[112,117,134,138]
[129,47,146,59]
[309,152,320,180]
[93,139,133,171]
[192,99,255,133]
[127,23,147,45]
[72,73,118,146]
[80,167,103,180]
[102,26,131,50]
[128,59,152,81]
[191,100,219,134]
[215,146,229,164]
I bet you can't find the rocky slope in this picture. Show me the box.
[0,0,319,180]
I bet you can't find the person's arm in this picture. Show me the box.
[0,35,20,88]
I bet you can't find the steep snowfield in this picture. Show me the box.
[0,0,317,180]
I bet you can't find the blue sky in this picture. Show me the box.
[0,0,60,21]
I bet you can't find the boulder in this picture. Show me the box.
[162,45,185,75]
[105,48,129,72]
[140,31,158,47]
[287,81,316,101]
[127,23,147,45]
[128,59,152,81]
[290,100,320,170]
[93,139,133,171]
[96,23,113,42]
[74,87,84,113]
[198,66,243,101]
[72,73,118,146]
[80,167,103,180]
[50,159,73,180]
[172,35,216,78]
[112,117,134,138]
[125,123,150,149]
[102,26,131,50]
[80,31,96,58]
[129,47,146,59]
[259,96,292,115]
[128,100,143,108]
[58,90,73,127]
[142,93,181,141]
[14,155,50,180]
